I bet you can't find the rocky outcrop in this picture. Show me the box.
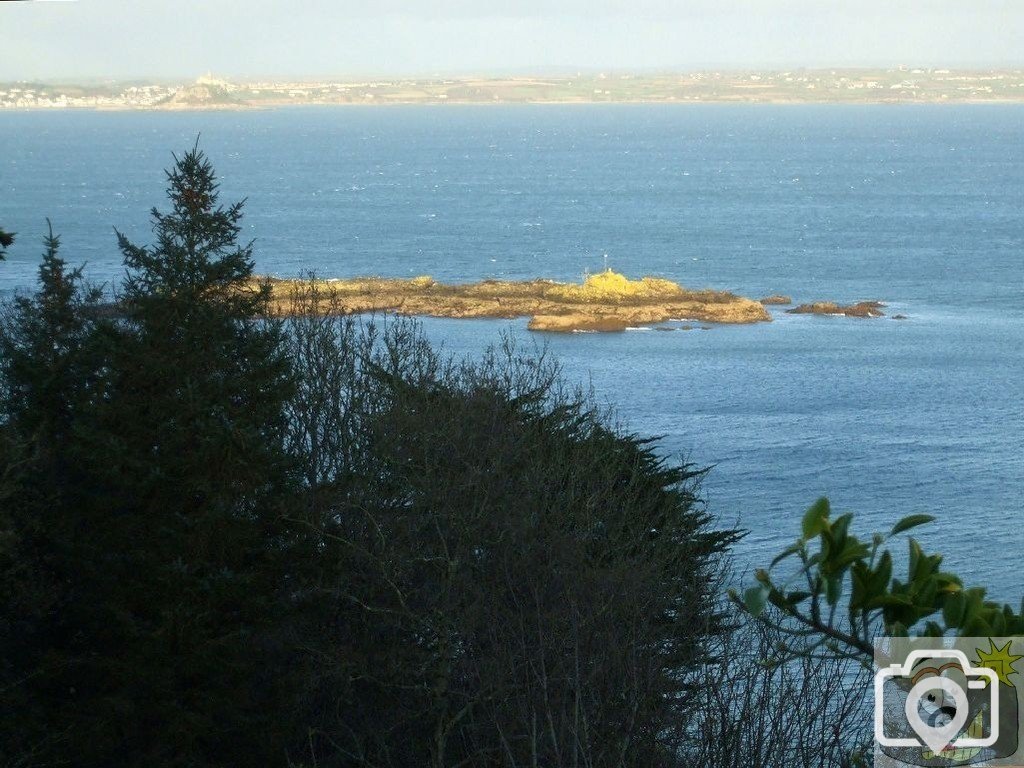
[265,270,771,332]
[786,301,885,318]
[527,314,639,332]
[758,295,792,305]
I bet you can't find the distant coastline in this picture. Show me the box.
[4,69,1024,111]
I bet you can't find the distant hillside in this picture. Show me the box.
[156,83,247,110]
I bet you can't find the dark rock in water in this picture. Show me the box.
[759,294,792,305]
[654,326,676,331]
[892,314,908,320]
[786,300,885,318]
[679,325,694,331]
[699,325,713,330]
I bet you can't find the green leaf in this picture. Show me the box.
[744,585,770,618]
[850,565,869,609]
[962,615,992,637]
[871,551,893,594]
[865,594,914,610]
[891,514,935,536]
[917,580,939,612]
[942,591,967,628]
[770,542,803,569]
[801,497,830,539]
[909,539,935,583]
[834,540,871,570]
[832,512,853,545]
[991,611,1006,636]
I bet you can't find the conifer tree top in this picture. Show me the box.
[116,144,255,300]
[0,227,14,260]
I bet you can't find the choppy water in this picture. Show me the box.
[2,105,1022,600]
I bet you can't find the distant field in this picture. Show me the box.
[4,69,1024,110]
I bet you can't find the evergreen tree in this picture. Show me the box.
[1,149,298,766]
[0,222,98,440]
[76,145,296,765]
[0,223,104,760]
[2,153,742,768]
[106,144,293,519]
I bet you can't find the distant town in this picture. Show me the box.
[4,69,1024,110]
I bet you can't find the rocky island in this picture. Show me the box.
[758,294,793,305]
[786,300,886,318]
[265,270,771,332]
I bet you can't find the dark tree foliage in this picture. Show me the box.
[1,154,736,768]
[335,372,734,767]
[80,147,296,764]
[1,150,298,766]
[0,228,13,259]
[280,289,739,768]
[0,224,104,762]
[0,222,100,440]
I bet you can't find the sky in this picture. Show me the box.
[2,0,1023,81]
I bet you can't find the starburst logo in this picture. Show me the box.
[975,640,1024,688]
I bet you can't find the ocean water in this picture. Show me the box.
[2,105,1022,600]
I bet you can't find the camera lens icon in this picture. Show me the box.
[875,649,1000,756]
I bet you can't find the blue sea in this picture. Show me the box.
[2,105,1022,601]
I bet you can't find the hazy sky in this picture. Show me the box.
[3,0,1023,81]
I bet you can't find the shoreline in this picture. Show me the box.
[5,97,1024,113]
[9,69,1023,111]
